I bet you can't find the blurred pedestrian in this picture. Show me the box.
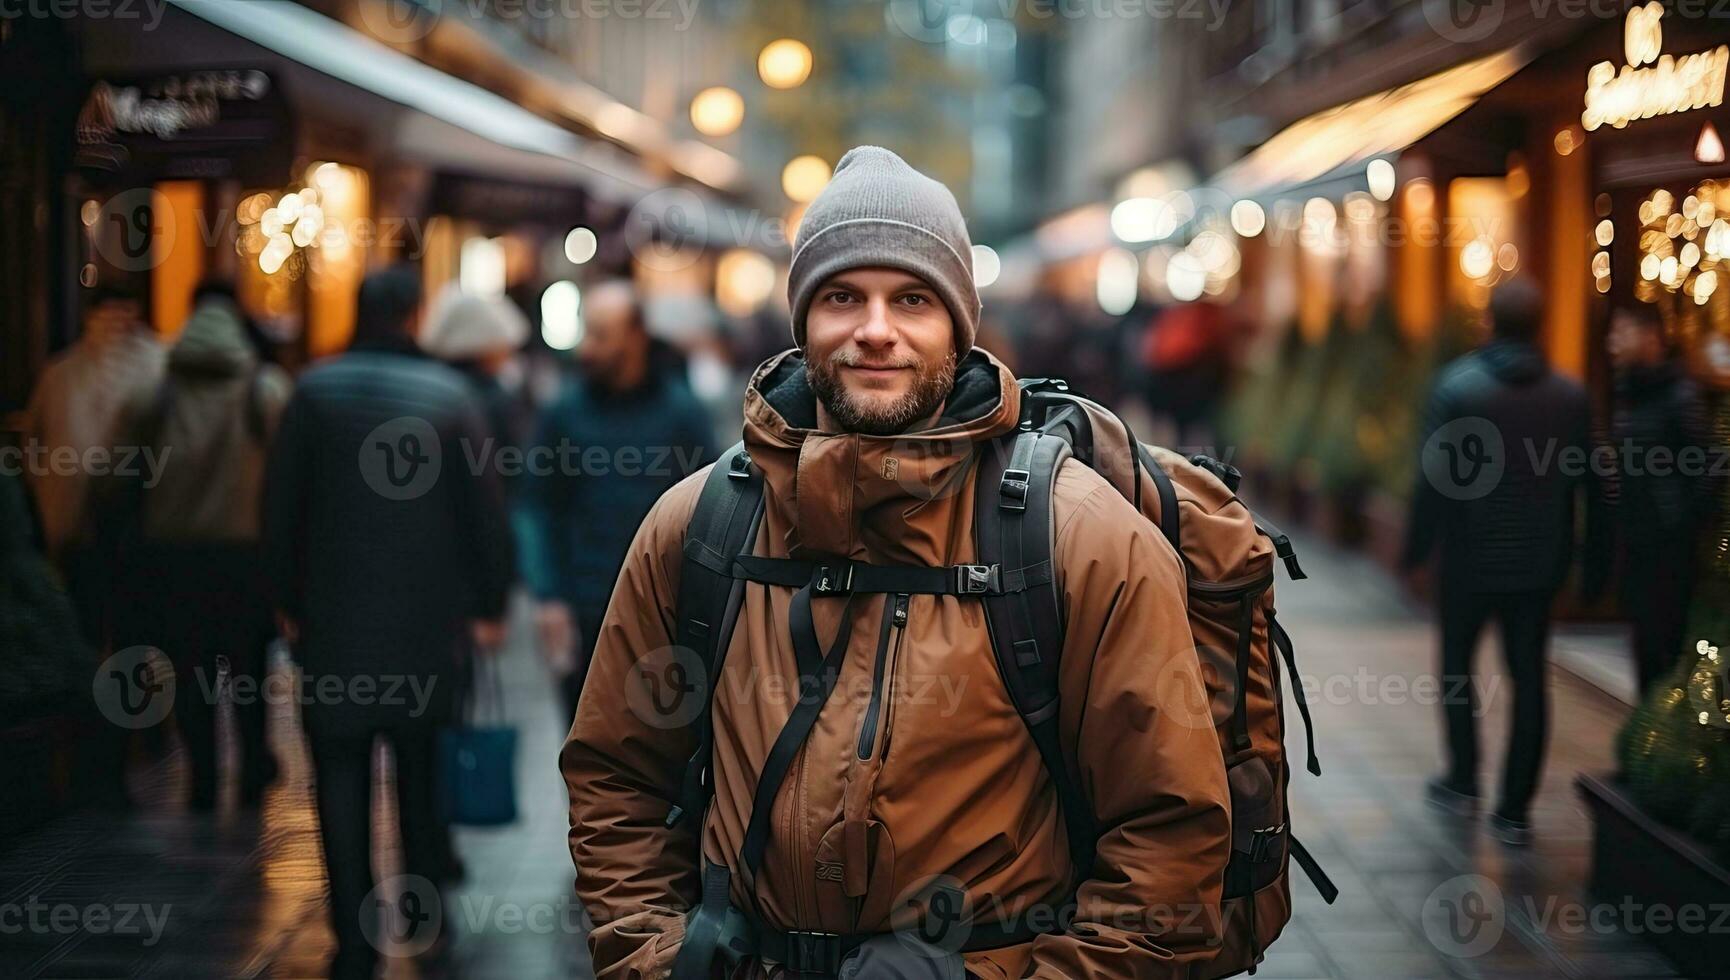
[22,283,164,646]
[1140,299,1230,451]
[1602,304,1713,693]
[522,280,716,718]
[419,283,532,477]
[118,280,290,810]
[1402,279,1595,847]
[262,266,514,980]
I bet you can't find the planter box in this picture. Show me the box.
[1577,772,1730,978]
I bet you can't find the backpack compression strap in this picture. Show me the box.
[973,430,1097,880]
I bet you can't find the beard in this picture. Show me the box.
[808,347,957,436]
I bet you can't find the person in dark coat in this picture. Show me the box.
[521,280,717,718]
[1402,279,1596,847]
[1603,304,1714,693]
[262,266,513,980]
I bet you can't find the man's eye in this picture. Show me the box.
[899,294,929,307]
[826,291,857,304]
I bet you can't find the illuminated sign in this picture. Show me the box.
[1582,2,1729,131]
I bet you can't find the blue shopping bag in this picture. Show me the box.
[438,656,518,826]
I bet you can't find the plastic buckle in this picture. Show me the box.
[812,563,853,595]
[999,468,1031,512]
[728,451,752,480]
[784,930,844,976]
[1249,823,1286,863]
[955,564,1000,595]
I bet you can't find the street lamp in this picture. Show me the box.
[759,39,813,89]
[690,86,744,137]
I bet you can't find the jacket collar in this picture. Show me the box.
[741,346,1020,563]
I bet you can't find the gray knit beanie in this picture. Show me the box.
[787,146,981,356]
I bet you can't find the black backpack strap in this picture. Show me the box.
[1268,611,1321,777]
[1254,514,1306,580]
[667,443,765,828]
[1138,444,1180,551]
[974,430,1096,879]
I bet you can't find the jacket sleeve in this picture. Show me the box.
[1024,469,1232,979]
[560,468,709,978]
[520,400,573,602]
[450,395,515,619]
[261,388,311,621]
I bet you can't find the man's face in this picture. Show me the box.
[805,267,957,435]
[575,288,644,383]
[1608,312,1662,369]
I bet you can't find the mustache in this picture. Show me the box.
[830,350,919,370]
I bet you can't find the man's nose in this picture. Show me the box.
[856,296,896,346]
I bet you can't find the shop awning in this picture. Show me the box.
[1214,48,1532,200]
[167,0,661,200]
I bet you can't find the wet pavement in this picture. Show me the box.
[0,538,1685,979]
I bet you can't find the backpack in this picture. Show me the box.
[666,376,1336,978]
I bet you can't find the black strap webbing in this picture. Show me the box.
[1138,443,1180,551]
[738,584,861,880]
[670,863,736,980]
[974,430,1096,881]
[1269,613,1321,777]
[1255,516,1306,580]
[1288,835,1339,904]
[725,554,1051,597]
[668,443,764,828]
[1229,594,1256,754]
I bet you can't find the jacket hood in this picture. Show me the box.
[170,300,255,377]
[1479,338,1545,385]
[741,346,1020,562]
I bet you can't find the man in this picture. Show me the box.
[263,266,513,980]
[562,147,1229,978]
[1604,304,1712,693]
[523,280,715,717]
[24,283,164,645]
[1403,279,1594,847]
[120,281,290,809]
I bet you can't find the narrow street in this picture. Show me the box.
[0,537,1677,979]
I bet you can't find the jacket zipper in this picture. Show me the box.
[858,593,910,760]
[1189,569,1274,601]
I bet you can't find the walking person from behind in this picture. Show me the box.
[119,281,290,809]
[522,280,715,717]
[561,147,1229,978]
[1603,304,1714,693]
[1404,279,1595,846]
[263,266,514,979]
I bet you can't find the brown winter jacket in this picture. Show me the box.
[562,347,1231,978]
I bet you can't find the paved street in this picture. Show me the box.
[0,538,1682,979]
